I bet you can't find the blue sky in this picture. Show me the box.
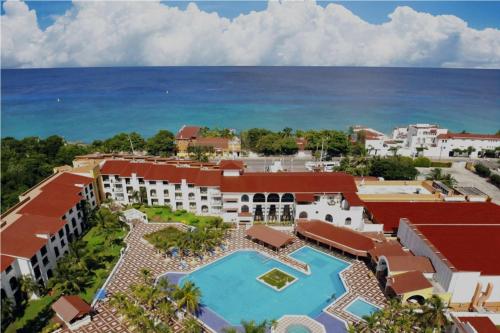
[8,1,500,30]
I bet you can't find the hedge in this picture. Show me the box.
[475,163,491,178]
[430,161,452,168]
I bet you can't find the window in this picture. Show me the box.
[149,181,156,185]
[54,247,60,257]
[30,255,38,266]
[104,183,110,188]
[201,196,207,201]
[175,184,181,190]
[34,266,41,279]
[61,214,66,220]
[188,193,195,200]
[102,175,109,181]
[69,208,73,214]
[71,218,76,228]
[163,181,168,185]
[298,211,308,219]
[89,183,93,190]
[9,277,18,290]
[50,235,56,242]
[241,205,249,213]
[58,229,64,238]
[345,217,352,225]
[40,246,47,257]
[125,178,130,184]
[5,265,12,274]
[61,239,66,247]
[163,189,169,196]
[42,257,49,266]
[77,212,82,219]
[325,214,333,222]
[241,194,249,202]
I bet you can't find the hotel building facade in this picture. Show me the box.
[1,172,99,304]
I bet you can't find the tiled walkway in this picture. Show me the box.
[70,222,386,332]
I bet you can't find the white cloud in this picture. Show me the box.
[2,0,500,68]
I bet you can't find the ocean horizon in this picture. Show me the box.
[2,66,499,142]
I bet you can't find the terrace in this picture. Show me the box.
[68,219,386,333]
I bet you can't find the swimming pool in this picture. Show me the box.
[286,324,312,333]
[179,247,350,325]
[344,298,380,320]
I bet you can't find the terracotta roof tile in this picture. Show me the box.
[457,317,500,333]
[246,225,293,248]
[387,271,432,294]
[1,255,15,272]
[176,126,201,140]
[383,255,435,274]
[52,295,91,323]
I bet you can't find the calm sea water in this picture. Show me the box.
[1,67,499,142]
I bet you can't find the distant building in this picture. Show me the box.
[175,125,241,158]
[358,123,500,158]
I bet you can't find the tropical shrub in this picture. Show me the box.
[475,163,491,178]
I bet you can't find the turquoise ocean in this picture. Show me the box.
[1,66,499,142]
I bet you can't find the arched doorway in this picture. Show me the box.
[253,193,265,203]
[267,193,280,203]
[325,214,333,222]
[241,205,249,213]
[299,211,308,219]
[281,193,294,202]
[241,194,249,202]
[406,295,426,305]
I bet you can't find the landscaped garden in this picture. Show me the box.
[135,204,223,227]
[258,268,296,290]
[3,207,128,333]
[143,217,229,257]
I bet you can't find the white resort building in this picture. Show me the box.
[1,172,99,304]
[357,124,500,158]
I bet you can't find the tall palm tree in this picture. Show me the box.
[422,295,449,330]
[174,281,201,315]
[18,275,42,298]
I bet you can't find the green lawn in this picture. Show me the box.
[259,269,296,290]
[138,205,222,227]
[6,224,127,333]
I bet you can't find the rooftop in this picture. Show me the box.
[365,201,500,233]
[437,133,500,141]
[245,225,294,249]
[52,295,91,323]
[176,125,201,140]
[387,270,432,294]
[413,224,500,275]
[457,316,500,333]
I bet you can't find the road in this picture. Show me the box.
[444,162,500,204]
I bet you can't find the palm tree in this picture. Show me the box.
[422,295,449,330]
[139,187,148,204]
[174,281,201,315]
[18,275,42,299]
[139,268,152,284]
[426,168,457,188]
[131,190,140,203]
[182,317,202,333]
[240,320,271,333]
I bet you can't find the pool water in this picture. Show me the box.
[286,324,312,333]
[179,247,349,325]
[344,298,380,319]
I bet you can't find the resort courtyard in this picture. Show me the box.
[64,220,386,333]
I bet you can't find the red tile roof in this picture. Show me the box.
[365,201,500,233]
[101,161,360,196]
[100,160,221,186]
[383,255,435,273]
[219,160,244,170]
[221,172,357,194]
[414,225,500,275]
[194,137,229,150]
[1,215,65,259]
[176,126,201,140]
[457,317,500,333]
[368,240,411,261]
[295,193,315,203]
[19,189,83,217]
[387,271,432,294]
[1,255,15,272]
[296,220,374,257]
[52,295,91,323]
[437,133,500,141]
[246,225,294,248]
